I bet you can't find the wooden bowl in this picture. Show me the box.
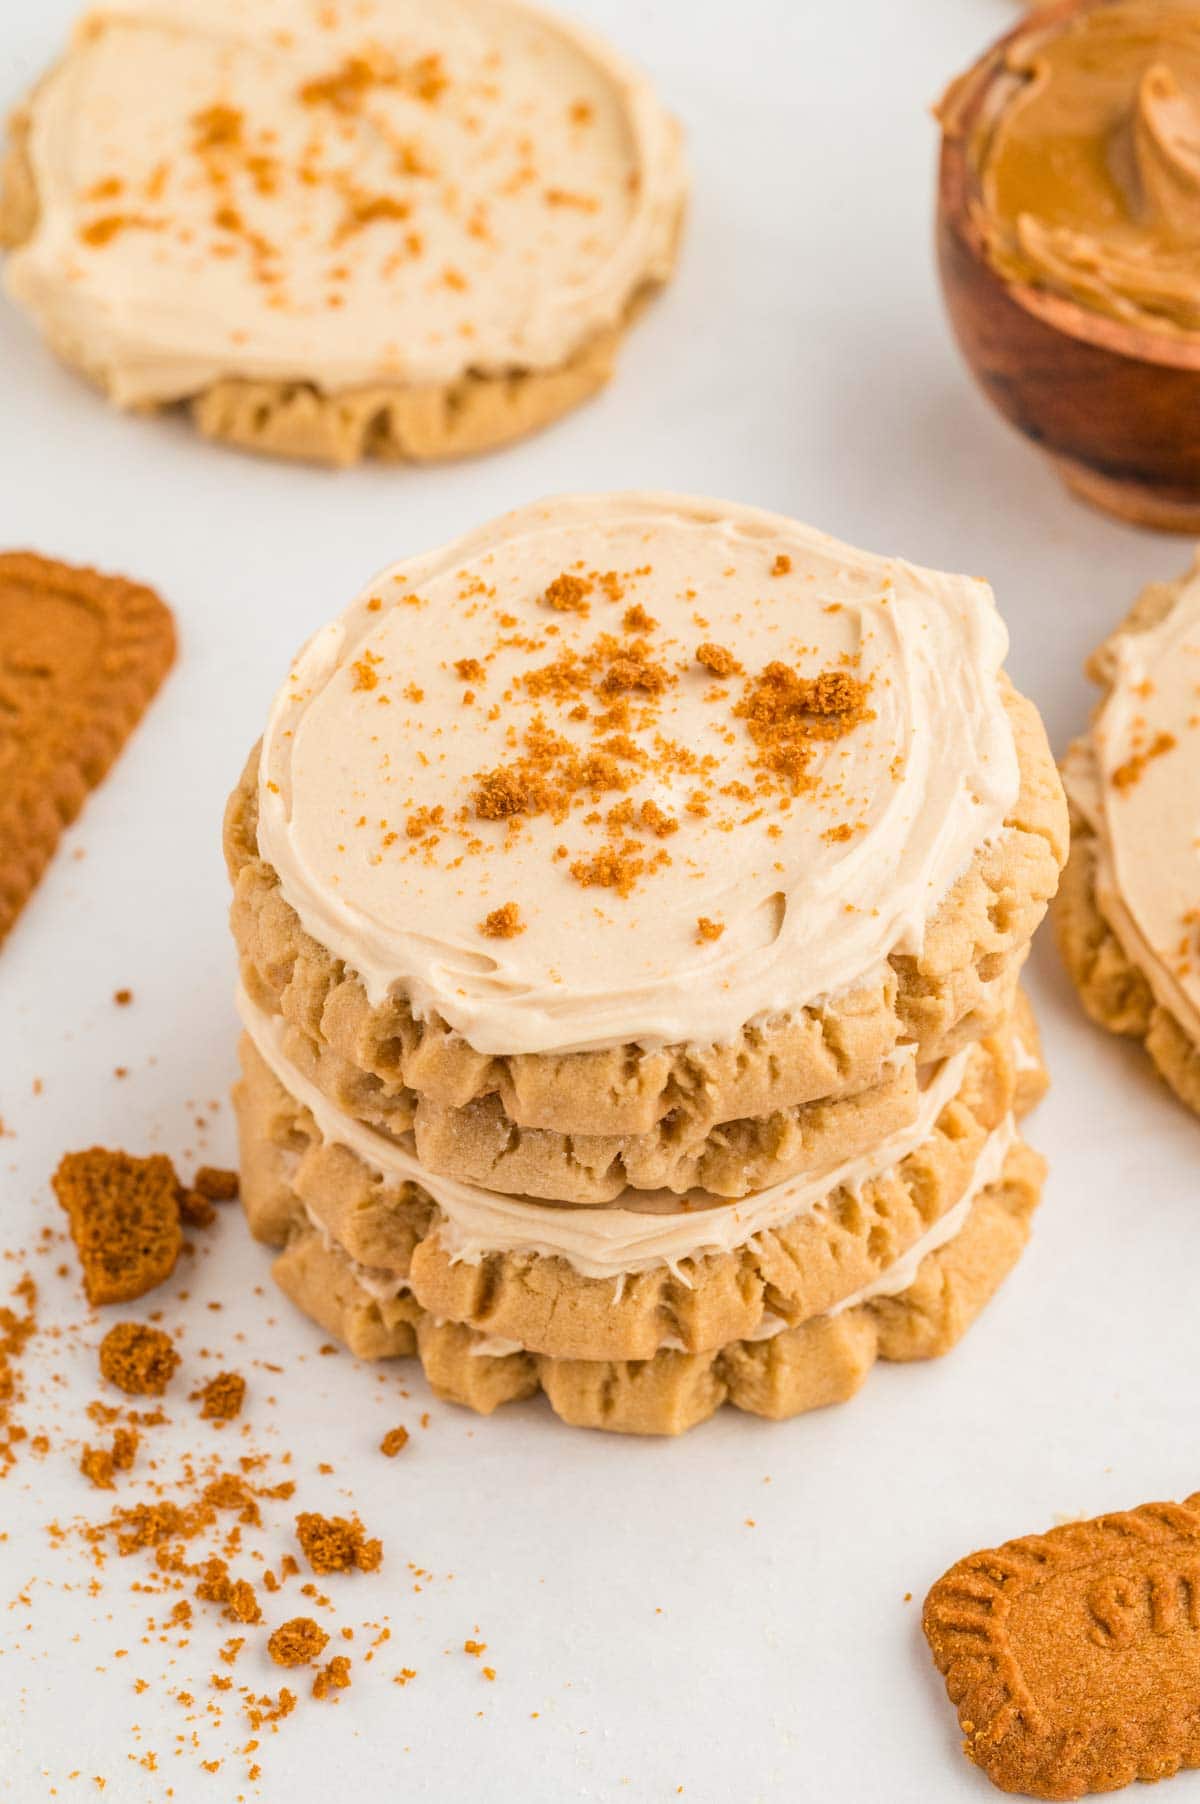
[937,0,1200,532]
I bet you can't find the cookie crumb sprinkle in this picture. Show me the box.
[295,1511,383,1575]
[98,1322,179,1397]
[479,902,524,938]
[268,1617,330,1668]
[195,1371,246,1421]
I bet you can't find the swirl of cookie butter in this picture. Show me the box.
[5,0,683,404]
[257,493,1020,1056]
[1063,568,1200,1046]
[972,1,1200,333]
[238,985,995,1281]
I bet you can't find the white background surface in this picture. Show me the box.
[2,3,1198,1800]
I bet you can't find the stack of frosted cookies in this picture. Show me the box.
[226,495,1068,1435]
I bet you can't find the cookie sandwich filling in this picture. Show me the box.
[1062,566,1200,1046]
[6,0,683,404]
[237,984,1015,1290]
[257,493,1021,1056]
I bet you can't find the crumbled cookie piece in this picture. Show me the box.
[111,1426,139,1470]
[79,1444,116,1490]
[177,1188,215,1228]
[312,1654,352,1700]
[268,1617,329,1668]
[379,1426,409,1458]
[79,1424,139,1490]
[295,1511,382,1575]
[195,1557,262,1624]
[53,1148,182,1305]
[192,1167,239,1202]
[478,902,523,939]
[98,1321,179,1396]
[194,1371,245,1420]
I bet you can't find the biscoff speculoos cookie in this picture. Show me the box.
[1057,567,1200,1116]
[925,1490,1200,1797]
[226,494,1067,1166]
[1,1,684,467]
[233,982,1046,1369]
[0,552,174,947]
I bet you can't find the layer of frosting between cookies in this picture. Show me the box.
[1063,566,1200,1045]
[305,1119,1018,1346]
[237,983,980,1280]
[255,493,1020,1056]
[5,0,683,403]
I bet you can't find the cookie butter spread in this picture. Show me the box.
[1063,568,1200,1043]
[969,1,1200,333]
[256,493,1020,1056]
[5,0,683,404]
[238,984,993,1281]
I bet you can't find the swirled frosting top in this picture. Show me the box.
[5,0,683,404]
[1063,566,1200,1044]
[257,493,1019,1056]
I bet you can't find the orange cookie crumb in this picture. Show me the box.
[379,1426,409,1457]
[192,1167,239,1202]
[267,1617,330,1668]
[195,1372,246,1421]
[478,902,524,938]
[53,1149,182,1306]
[695,641,742,677]
[295,1511,382,1575]
[542,573,590,614]
[98,1322,180,1397]
[312,1654,352,1700]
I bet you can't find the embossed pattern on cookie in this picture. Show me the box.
[923,1493,1200,1798]
[0,552,175,944]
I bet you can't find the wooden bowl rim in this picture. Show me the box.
[937,0,1200,375]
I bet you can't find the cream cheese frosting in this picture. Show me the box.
[256,493,1020,1057]
[239,984,980,1281]
[6,0,683,404]
[1063,568,1200,1046]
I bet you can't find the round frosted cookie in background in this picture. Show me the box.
[225,492,1069,1153]
[1057,567,1200,1115]
[0,0,685,466]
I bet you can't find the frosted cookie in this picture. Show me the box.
[233,983,1047,1366]
[1057,568,1200,1114]
[240,1077,1046,1435]
[1,1,685,466]
[226,493,1068,1153]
